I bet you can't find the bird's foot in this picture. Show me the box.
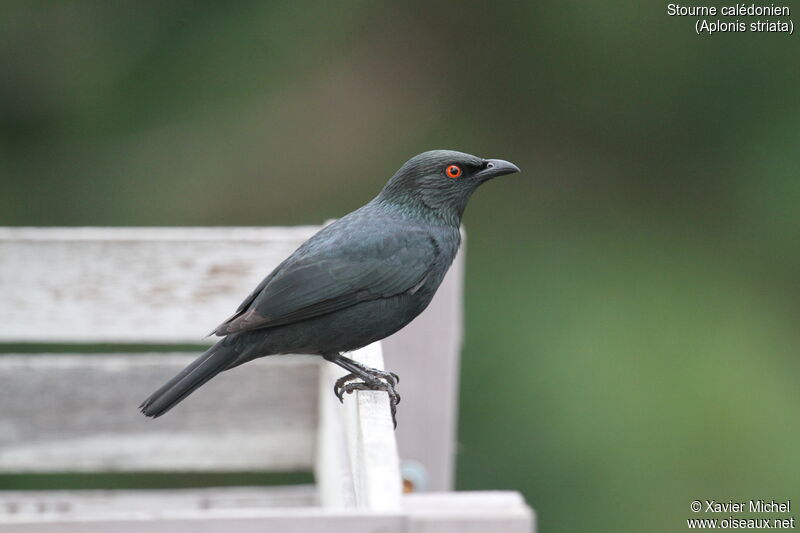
[333,371,401,428]
[334,372,401,403]
[338,381,400,427]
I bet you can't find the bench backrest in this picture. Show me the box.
[0,227,462,488]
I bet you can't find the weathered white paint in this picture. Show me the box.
[0,491,533,532]
[0,486,317,519]
[0,227,319,343]
[314,359,356,509]
[0,353,319,472]
[315,342,402,511]
[0,509,403,533]
[403,491,534,533]
[344,343,402,510]
[0,226,534,532]
[0,226,464,492]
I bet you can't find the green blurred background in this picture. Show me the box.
[1,2,798,531]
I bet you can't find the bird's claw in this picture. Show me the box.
[334,372,356,403]
[333,370,401,428]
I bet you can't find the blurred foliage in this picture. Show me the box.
[1,2,798,532]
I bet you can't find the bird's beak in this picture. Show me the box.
[477,159,521,181]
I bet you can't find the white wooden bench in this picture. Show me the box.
[0,227,534,532]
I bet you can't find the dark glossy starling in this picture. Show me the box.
[140,150,520,426]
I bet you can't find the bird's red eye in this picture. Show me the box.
[445,165,462,178]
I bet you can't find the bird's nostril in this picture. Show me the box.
[486,162,494,168]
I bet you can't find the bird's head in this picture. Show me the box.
[377,150,520,225]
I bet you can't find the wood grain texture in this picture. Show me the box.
[343,342,402,511]
[0,225,464,490]
[0,486,316,519]
[403,491,534,533]
[316,342,402,511]
[315,357,356,509]
[0,491,533,532]
[0,226,520,531]
[0,353,319,472]
[0,227,319,343]
[0,511,404,533]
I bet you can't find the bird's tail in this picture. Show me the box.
[139,339,236,418]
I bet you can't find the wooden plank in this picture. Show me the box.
[0,512,404,533]
[343,343,402,511]
[0,491,533,532]
[0,486,317,520]
[316,342,402,511]
[0,227,319,343]
[382,236,464,492]
[0,353,319,472]
[314,358,356,508]
[404,491,534,533]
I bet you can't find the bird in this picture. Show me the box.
[140,149,520,426]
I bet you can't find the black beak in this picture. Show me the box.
[477,158,521,180]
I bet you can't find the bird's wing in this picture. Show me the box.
[212,226,439,336]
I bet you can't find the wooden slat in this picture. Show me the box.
[0,491,533,532]
[0,486,316,519]
[342,343,402,510]
[0,353,319,472]
[0,511,404,533]
[316,342,402,511]
[0,227,319,343]
[404,491,534,533]
[314,360,356,508]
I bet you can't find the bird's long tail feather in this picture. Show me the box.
[139,340,236,418]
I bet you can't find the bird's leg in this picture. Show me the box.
[324,354,400,397]
[323,353,401,427]
[336,357,399,385]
